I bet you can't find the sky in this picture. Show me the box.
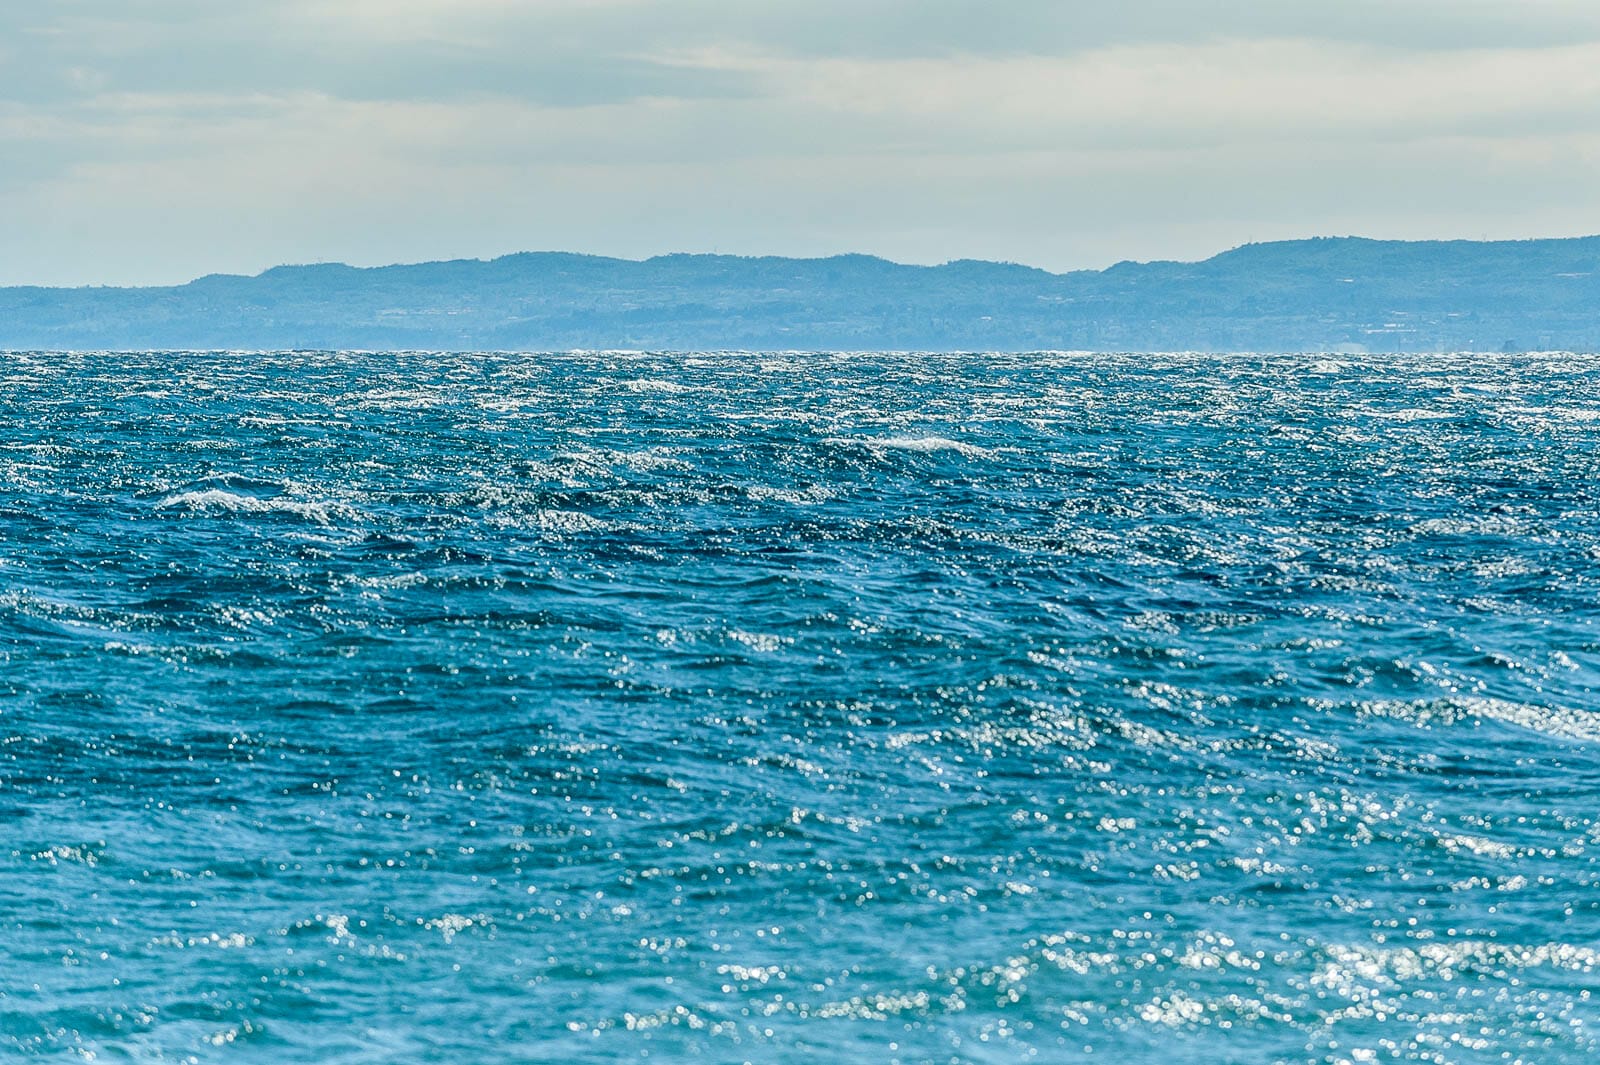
[4,0,1600,286]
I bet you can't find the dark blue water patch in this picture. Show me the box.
[2,349,1600,1063]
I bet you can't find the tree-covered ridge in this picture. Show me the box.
[4,236,1598,352]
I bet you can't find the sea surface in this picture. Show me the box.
[3,350,1599,1064]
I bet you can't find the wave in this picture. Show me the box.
[154,488,352,525]
[825,434,994,458]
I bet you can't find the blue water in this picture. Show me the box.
[3,350,1599,1064]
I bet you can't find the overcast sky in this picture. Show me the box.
[4,0,1600,285]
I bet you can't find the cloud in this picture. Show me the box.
[13,0,1600,110]
[681,38,1600,151]
[3,1,1600,284]
[1,2,755,108]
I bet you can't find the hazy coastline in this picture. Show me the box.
[4,234,1597,354]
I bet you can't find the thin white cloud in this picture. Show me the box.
[678,38,1600,148]
[3,1,1600,284]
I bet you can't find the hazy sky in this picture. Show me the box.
[5,0,1600,285]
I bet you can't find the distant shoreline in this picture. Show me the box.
[4,235,1598,354]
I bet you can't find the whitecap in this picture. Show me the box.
[1371,407,1453,422]
[827,435,994,458]
[154,489,349,525]
[614,378,699,394]
[744,483,834,504]
[528,509,611,534]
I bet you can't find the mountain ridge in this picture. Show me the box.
[4,235,1598,352]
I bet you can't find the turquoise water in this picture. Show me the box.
[3,350,1599,1064]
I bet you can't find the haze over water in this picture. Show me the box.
[4,349,1599,1063]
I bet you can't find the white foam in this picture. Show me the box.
[1372,407,1453,422]
[529,509,611,533]
[744,483,834,504]
[155,489,349,525]
[614,378,699,394]
[829,435,994,458]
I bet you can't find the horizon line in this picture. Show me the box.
[12,231,1600,293]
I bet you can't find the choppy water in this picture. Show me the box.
[3,350,1599,1064]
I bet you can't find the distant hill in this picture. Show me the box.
[3,236,1598,352]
